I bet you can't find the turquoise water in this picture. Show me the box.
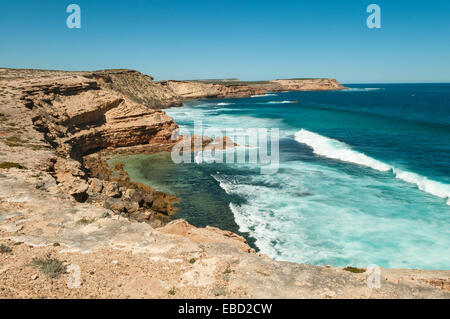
[115,84,450,269]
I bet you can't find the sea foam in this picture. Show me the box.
[251,93,277,98]
[341,88,384,92]
[295,129,450,205]
[294,129,391,171]
[267,100,297,104]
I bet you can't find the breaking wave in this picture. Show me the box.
[295,129,450,205]
[256,100,298,105]
[341,88,384,92]
[268,100,297,104]
[251,93,278,98]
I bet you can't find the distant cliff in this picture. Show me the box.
[270,78,344,91]
[158,78,345,100]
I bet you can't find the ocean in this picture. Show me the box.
[109,84,450,270]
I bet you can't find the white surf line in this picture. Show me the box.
[295,129,450,205]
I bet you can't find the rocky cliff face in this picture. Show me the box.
[8,70,180,223]
[22,74,178,158]
[85,69,182,109]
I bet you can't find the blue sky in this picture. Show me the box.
[0,0,449,83]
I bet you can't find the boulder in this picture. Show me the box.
[123,200,140,213]
[53,158,89,202]
[103,198,125,212]
[151,198,169,214]
[123,188,140,202]
[159,219,255,253]
[123,188,153,207]
[104,182,121,198]
[88,178,103,194]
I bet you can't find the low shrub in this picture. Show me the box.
[29,257,66,279]
[343,266,366,273]
[0,162,26,169]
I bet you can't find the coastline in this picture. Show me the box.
[0,68,449,298]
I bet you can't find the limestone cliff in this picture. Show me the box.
[6,70,179,222]
[271,78,344,91]
[21,74,178,158]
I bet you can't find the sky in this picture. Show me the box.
[0,0,449,83]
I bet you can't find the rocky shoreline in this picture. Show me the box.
[0,68,449,298]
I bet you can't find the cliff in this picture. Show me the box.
[85,69,182,109]
[271,78,344,91]
[22,75,177,158]
[0,68,448,299]
[157,80,267,99]
[158,78,345,100]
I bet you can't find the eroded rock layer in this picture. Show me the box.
[22,75,178,158]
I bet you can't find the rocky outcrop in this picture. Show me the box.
[270,78,344,91]
[158,78,345,100]
[53,157,89,202]
[159,219,255,253]
[83,157,178,227]
[13,70,180,227]
[22,76,178,158]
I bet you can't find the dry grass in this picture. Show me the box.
[29,257,67,279]
[0,162,26,169]
[76,217,96,225]
[343,266,366,273]
[0,244,12,254]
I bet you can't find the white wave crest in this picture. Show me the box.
[295,129,450,205]
[251,93,278,98]
[294,129,391,171]
[393,169,450,203]
[342,88,383,92]
[266,100,297,104]
[217,102,234,106]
